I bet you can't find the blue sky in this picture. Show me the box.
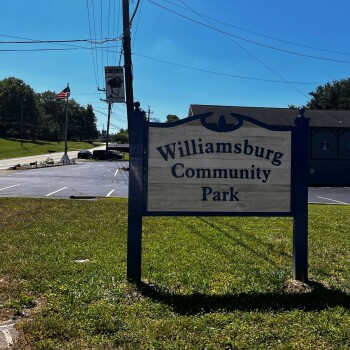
[1,0,350,132]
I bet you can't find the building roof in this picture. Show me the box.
[189,104,350,128]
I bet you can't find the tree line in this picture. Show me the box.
[2,75,346,143]
[108,114,179,144]
[0,77,98,142]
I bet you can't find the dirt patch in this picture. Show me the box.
[0,277,26,321]
[0,276,43,349]
[282,279,331,294]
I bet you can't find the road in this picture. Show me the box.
[0,146,105,170]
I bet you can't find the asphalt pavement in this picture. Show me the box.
[1,153,350,204]
[0,160,129,199]
[308,187,350,205]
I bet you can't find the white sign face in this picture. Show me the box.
[105,66,125,103]
[147,118,292,213]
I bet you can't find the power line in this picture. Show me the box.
[0,43,319,86]
[161,0,350,58]
[0,34,122,50]
[0,48,80,52]
[90,0,102,91]
[133,52,320,85]
[130,0,142,26]
[174,0,309,99]
[86,0,100,90]
[132,0,144,49]
[107,0,111,67]
[147,0,350,65]
[0,46,122,52]
[0,37,120,44]
[106,0,120,67]
[114,0,122,65]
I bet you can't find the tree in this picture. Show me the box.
[165,114,180,123]
[83,104,98,141]
[111,128,129,143]
[0,77,98,142]
[0,77,42,139]
[37,91,63,141]
[307,78,350,110]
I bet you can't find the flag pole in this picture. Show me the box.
[61,83,70,164]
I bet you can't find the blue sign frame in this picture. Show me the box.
[127,106,309,284]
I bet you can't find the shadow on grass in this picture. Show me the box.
[21,144,29,152]
[181,217,290,268]
[137,281,350,315]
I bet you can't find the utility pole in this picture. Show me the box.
[106,102,111,159]
[147,106,153,122]
[98,87,110,159]
[20,97,25,146]
[122,0,134,124]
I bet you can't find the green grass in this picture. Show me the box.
[1,198,350,349]
[0,138,98,159]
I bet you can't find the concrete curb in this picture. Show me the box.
[0,321,18,349]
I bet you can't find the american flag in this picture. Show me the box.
[56,86,70,100]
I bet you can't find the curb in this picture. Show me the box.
[0,321,18,349]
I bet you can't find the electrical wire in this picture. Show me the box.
[0,46,122,52]
[100,0,105,85]
[0,30,320,86]
[107,0,111,66]
[0,34,122,51]
[130,0,142,25]
[147,0,350,65]
[172,0,310,98]
[89,0,101,90]
[133,52,320,85]
[132,0,143,49]
[86,0,100,90]
[0,37,120,44]
[115,0,122,66]
[0,48,80,52]
[161,0,350,57]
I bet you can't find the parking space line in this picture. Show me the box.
[46,187,67,197]
[107,189,115,197]
[317,196,349,205]
[0,184,20,191]
[114,169,119,176]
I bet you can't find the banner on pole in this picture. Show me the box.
[105,66,125,103]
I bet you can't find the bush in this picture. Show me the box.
[6,129,19,138]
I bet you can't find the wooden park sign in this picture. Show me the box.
[127,105,309,283]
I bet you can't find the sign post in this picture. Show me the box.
[293,109,310,282]
[127,103,145,283]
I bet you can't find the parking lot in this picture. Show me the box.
[0,161,129,199]
[308,187,350,205]
[1,159,350,205]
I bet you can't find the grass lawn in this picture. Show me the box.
[1,198,350,349]
[0,138,98,160]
